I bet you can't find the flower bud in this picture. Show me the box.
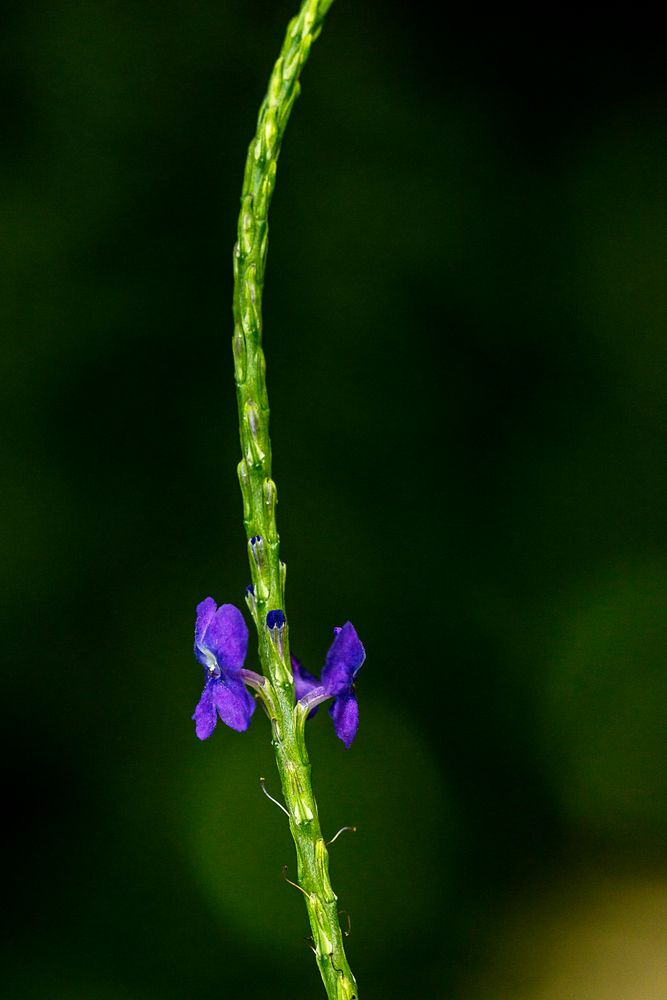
[239,194,255,256]
[263,477,277,522]
[232,327,246,383]
[244,400,265,464]
[248,536,269,601]
[266,609,285,630]
[266,607,287,659]
[240,265,261,337]
[237,460,251,521]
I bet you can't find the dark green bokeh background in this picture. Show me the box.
[2,3,666,998]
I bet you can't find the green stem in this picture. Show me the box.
[231,2,358,998]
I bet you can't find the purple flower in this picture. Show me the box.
[292,622,365,748]
[192,597,256,739]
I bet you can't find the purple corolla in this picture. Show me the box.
[192,597,256,738]
[292,622,365,748]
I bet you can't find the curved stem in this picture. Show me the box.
[231,3,359,999]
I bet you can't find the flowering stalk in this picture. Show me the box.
[226,2,358,998]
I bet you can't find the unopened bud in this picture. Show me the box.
[240,266,261,337]
[248,536,269,600]
[239,195,255,256]
[255,161,276,220]
[237,460,251,521]
[249,535,264,568]
[266,607,287,658]
[263,477,277,520]
[266,609,285,630]
[232,327,246,383]
[263,107,279,154]
[244,400,265,465]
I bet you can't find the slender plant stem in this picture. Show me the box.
[231,2,358,998]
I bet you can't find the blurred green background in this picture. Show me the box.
[2,3,666,998]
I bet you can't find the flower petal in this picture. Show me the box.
[199,603,248,672]
[211,675,256,732]
[194,597,217,655]
[321,622,365,697]
[192,678,218,740]
[329,692,359,749]
[291,654,319,702]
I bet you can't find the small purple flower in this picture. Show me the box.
[192,597,256,739]
[292,622,365,748]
